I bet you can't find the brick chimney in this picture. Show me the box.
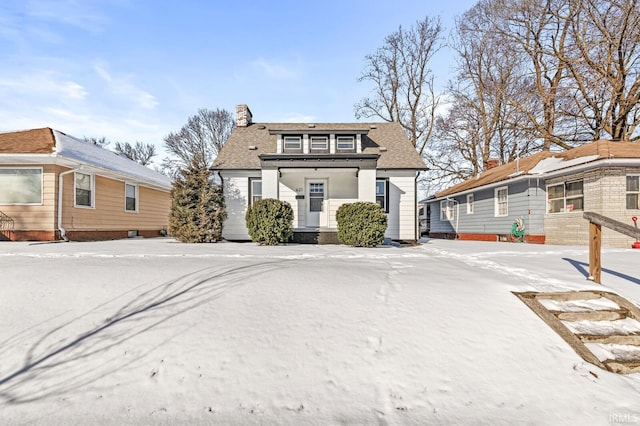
[486,158,500,169]
[236,104,253,127]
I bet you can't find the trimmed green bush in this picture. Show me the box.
[245,198,294,245]
[336,202,388,247]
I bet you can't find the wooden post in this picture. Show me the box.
[589,221,601,284]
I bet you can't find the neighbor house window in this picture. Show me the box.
[336,136,355,151]
[495,186,508,217]
[283,136,302,151]
[74,172,94,208]
[376,179,389,212]
[547,181,584,213]
[0,167,43,205]
[125,183,138,212]
[440,200,454,221]
[310,136,328,151]
[467,193,474,214]
[249,178,262,206]
[627,176,639,210]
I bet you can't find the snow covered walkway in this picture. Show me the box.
[1,238,639,425]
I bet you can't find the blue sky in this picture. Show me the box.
[0,0,477,149]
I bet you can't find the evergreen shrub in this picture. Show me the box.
[336,202,387,247]
[245,198,294,245]
[168,160,226,243]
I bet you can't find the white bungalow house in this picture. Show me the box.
[211,105,426,243]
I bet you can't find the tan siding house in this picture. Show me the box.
[0,128,171,241]
[212,105,426,243]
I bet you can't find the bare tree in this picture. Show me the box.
[163,108,235,175]
[114,141,157,166]
[355,16,444,155]
[83,136,109,147]
[563,0,640,141]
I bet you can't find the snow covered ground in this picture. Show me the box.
[1,238,639,425]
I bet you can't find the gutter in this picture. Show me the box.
[58,166,81,241]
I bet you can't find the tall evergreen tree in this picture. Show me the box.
[168,158,226,243]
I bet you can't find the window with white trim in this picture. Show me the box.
[495,186,508,217]
[376,179,389,212]
[627,175,639,210]
[547,181,584,213]
[75,172,94,208]
[249,178,262,206]
[310,136,328,151]
[336,136,355,151]
[467,193,474,214]
[125,183,138,212]
[283,136,302,151]
[0,167,43,205]
[440,200,454,221]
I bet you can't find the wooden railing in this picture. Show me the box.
[583,212,640,284]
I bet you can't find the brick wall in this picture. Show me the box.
[544,167,639,248]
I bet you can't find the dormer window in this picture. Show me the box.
[336,136,355,152]
[310,136,329,152]
[283,136,302,152]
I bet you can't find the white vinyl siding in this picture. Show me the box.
[0,167,43,205]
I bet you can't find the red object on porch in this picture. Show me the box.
[633,242,640,249]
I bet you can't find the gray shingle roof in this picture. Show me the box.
[211,122,426,170]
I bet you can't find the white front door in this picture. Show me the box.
[306,180,327,228]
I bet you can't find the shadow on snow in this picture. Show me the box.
[0,259,295,405]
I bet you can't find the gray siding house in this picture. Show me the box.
[425,140,640,247]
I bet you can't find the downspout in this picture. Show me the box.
[58,167,81,241]
[415,173,419,241]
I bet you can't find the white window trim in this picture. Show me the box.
[249,178,262,206]
[0,166,43,206]
[440,200,454,221]
[74,171,95,209]
[336,136,355,151]
[494,186,508,217]
[376,178,388,213]
[627,174,640,210]
[310,136,329,151]
[546,181,584,214]
[283,136,302,151]
[124,183,138,213]
[467,193,474,215]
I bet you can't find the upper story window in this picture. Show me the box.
[283,136,302,152]
[310,136,329,152]
[467,193,474,214]
[627,175,639,210]
[336,136,355,151]
[547,181,583,213]
[495,186,508,217]
[75,172,94,208]
[125,183,138,212]
[0,167,43,205]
